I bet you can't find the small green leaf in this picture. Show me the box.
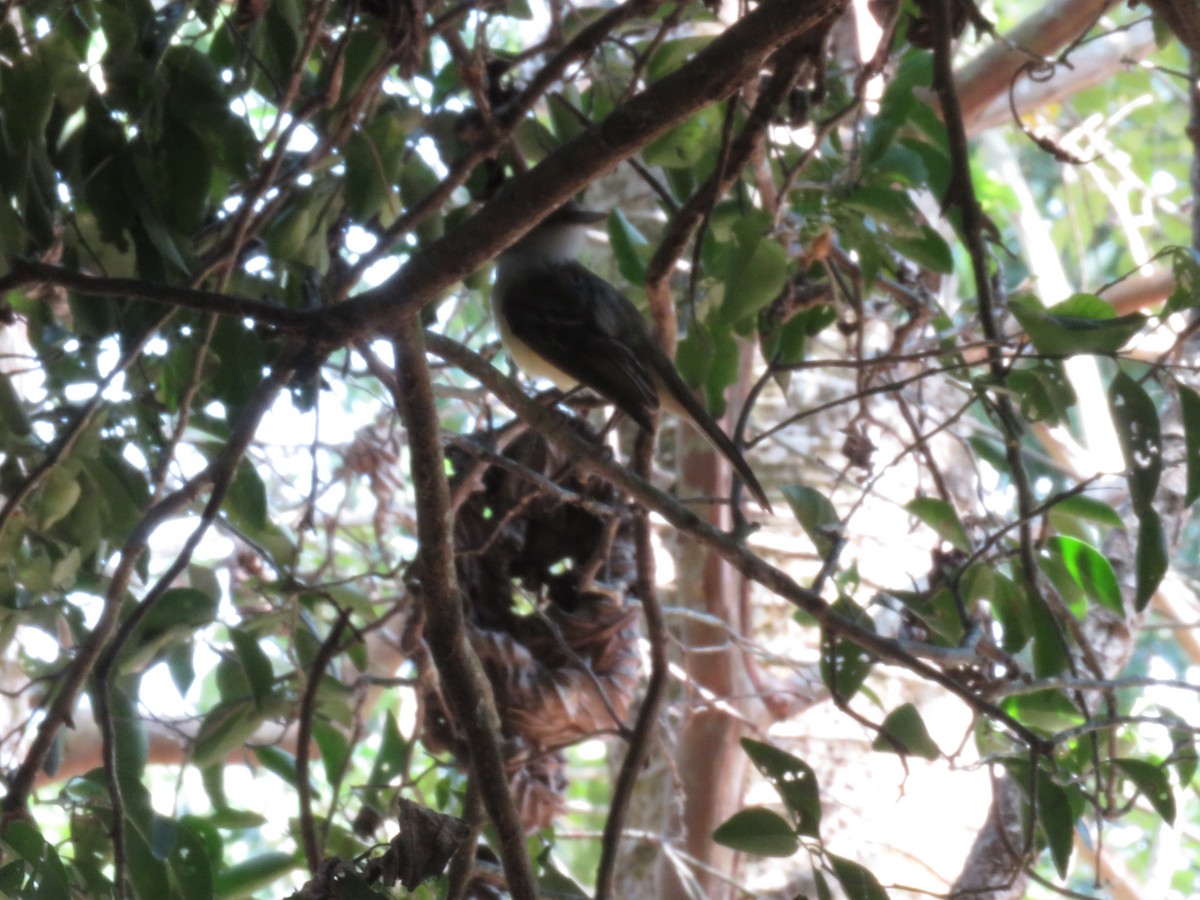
[1036,771,1074,878]
[712,807,799,858]
[1114,758,1175,824]
[1047,536,1122,615]
[1010,294,1146,357]
[1135,507,1167,611]
[782,485,840,558]
[1108,369,1162,516]
[827,853,889,900]
[1179,384,1200,505]
[872,704,940,760]
[905,496,970,551]
[740,739,821,837]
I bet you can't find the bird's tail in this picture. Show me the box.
[653,361,773,514]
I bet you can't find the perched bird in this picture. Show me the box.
[491,204,772,513]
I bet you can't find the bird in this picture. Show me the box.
[491,203,772,513]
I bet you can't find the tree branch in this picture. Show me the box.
[390,319,537,899]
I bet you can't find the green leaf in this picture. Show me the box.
[842,185,922,238]
[642,108,716,169]
[872,704,940,759]
[1108,369,1162,515]
[1114,758,1175,824]
[1046,493,1124,532]
[740,739,821,837]
[192,699,264,769]
[212,851,297,899]
[1010,294,1146,356]
[1135,507,1167,611]
[1170,727,1197,787]
[884,224,953,274]
[1180,384,1200,505]
[1028,588,1069,677]
[905,496,970,551]
[1047,536,1122,615]
[827,853,889,900]
[721,234,789,324]
[312,719,350,786]
[607,208,649,285]
[712,807,799,858]
[782,485,840,558]
[1007,362,1077,424]
[821,598,874,701]
[36,467,81,531]
[254,745,303,791]
[1164,246,1200,314]
[206,808,268,830]
[1036,771,1074,878]
[228,629,275,709]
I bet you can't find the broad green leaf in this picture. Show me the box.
[740,739,821,837]
[254,745,303,791]
[821,598,874,701]
[1027,589,1069,677]
[827,853,889,900]
[712,807,798,858]
[905,496,970,551]
[312,719,350,786]
[782,484,840,558]
[1135,507,1167,611]
[213,851,297,899]
[872,704,940,759]
[642,108,716,169]
[206,808,268,830]
[227,461,269,534]
[721,235,789,324]
[228,629,275,709]
[1164,246,1200,314]
[607,208,649,285]
[884,224,953,273]
[1114,758,1175,824]
[1046,493,1124,532]
[1047,536,1122,615]
[842,185,922,238]
[192,699,265,769]
[36,467,81,531]
[1007,362,1077,424]
[1036,771,1074,878]
[1010,294,1146,357]
[1108,369,1162,515]
[1180,384,1200,505]
[169,823,213,900]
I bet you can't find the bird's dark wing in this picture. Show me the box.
[501,261,660,431]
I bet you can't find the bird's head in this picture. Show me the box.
[502,203,607,263]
